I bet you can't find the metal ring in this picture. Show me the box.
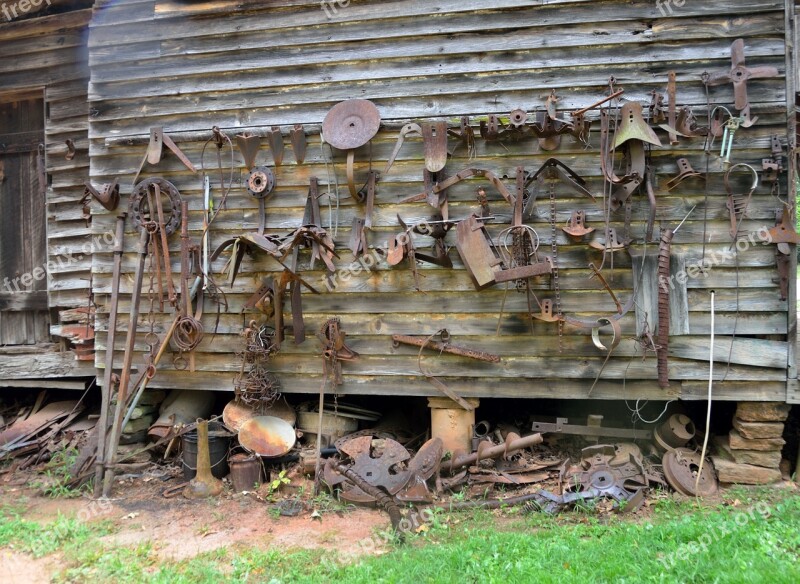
[130,178,183,236]
[172,356,188,371]
[144,332,160,347]
[247,166,276,198]
[591,317,621,352]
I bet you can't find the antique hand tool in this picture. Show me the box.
[133,127,197,185]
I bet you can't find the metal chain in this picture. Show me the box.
[549,179,563,352]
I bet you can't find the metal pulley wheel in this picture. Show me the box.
[662,448,718,497]
[322,99,381,151]
[247,166,276,198]
[130,177,183,236]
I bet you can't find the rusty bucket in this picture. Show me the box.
[229,452,263,492]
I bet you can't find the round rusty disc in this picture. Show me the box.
[238,416,296,458]
[662,448,718,497]
[322,99,381,150]
[223,399,296,432]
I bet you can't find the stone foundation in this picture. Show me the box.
[711,402,788,485]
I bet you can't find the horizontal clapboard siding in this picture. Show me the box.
[87,0,791,401]
[0,7,96,376]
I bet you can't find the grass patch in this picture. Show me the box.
[2,490,799,583]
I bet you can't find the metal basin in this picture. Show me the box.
[238,416,296,458]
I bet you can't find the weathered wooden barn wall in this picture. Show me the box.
[87,0,793,402]
[0,7,95,379]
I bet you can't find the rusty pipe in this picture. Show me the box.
[448,432,543,473]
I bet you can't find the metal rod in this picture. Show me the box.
[571,89,626,117]
[102,229,150,498]
[392,334,500,363]
[93,213,127,498]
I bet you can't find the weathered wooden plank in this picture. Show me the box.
[0,351,94,379]
[670,337,788,369]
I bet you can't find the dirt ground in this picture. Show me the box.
[0,467,392,583]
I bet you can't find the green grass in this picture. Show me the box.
[1,489,799,583]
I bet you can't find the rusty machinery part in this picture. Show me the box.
[706,38,779,127]
[324,435,412,503]
[531,417,652,440]
[447,116,476,158]
[767,207,800,246]
[724,163,758,239]
[392,331,500,363]
[333,429,403,450]
[560,444,648,506]
[83,179,120,212]
[662,448,718,497]
[665,158,705,191]
[129,178,183,236]
[591,317,622,352]
[235,132,262,170]
[562,210,594,238]
[331,461,405,532]
[447,432,543,474]
[318,318,358,386]
[233,365,281,410]
[653,414,696,452]
[322,99,381,151]
[396,437,444,504]
[247,166,276,199]
[656,229,674,389]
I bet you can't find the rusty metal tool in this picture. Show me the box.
[267,126,284,166]
[83,179,120,212]
[706,38,779,127]
[235,132,262,170]
[290,124,307,164]
[447,116,476,158]
[392,331,500,363]
[667,71,679,145]
[133,127,197,185]
[563,210,594,239]
[93,213,127,498]
[665,158,704,191]
[724,163,758,239]
[102,228,150,498]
